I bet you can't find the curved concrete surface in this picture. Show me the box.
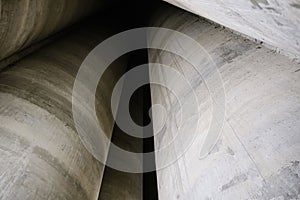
[0,23,126,199]
[0,0,103,62]
[163,0,300,59]
[99,126,142,200]
[149,7,300,200]
[100,167,142,200]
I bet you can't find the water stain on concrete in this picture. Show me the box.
[291,160,299,166]
[250,0,262,9]
[221,174,248,191]
[226,147,235,156]
[208,139,222,155]
[250,0,269,9]
[215,38,255,65]
[290,3,300,9]
[274,19,284,26]
[265,7,280,14]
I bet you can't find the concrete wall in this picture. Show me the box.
[0,0,104,64]
[163,0,300,59]
[99,125,142,200]
[0,22,126,199]
[149,7,300,200]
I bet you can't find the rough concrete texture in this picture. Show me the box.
[0,0,103,62]
[99,166,142,200]
[163,0,300,59]
[0,22,126,199]
[99,125,143,200]
[149,7,300,200]
[0,27,70,71]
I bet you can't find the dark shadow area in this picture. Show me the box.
[76,0,161,198]
[99,47,158,199]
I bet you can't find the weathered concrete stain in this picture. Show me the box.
[258,161,300,200]
[250,0,269,9]
[226,147,235,156]
[265,7,280,14]
[290,3,300,9]
[221,174,248,191]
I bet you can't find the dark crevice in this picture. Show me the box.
[99,49,158,200]
[90,0,161,198]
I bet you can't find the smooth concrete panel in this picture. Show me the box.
[163,0,300,59]
[149,7,300,200]
[0,22,126,199]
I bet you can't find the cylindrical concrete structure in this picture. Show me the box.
[0,22,126,199]
[0,0,104,63]
[149,6,300,200]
